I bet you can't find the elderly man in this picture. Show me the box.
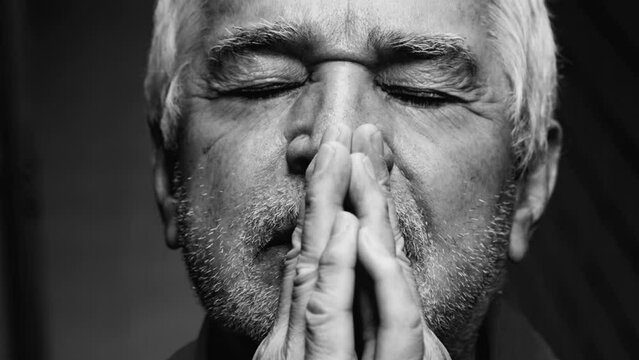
[144,0,562,358]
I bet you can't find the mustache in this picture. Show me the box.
[237,180,303,251]
[237,179,431,264]
[175,164,433,265]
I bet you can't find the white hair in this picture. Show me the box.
[144,0,558,169]
[144,0,202,150]
[485,0,558,169]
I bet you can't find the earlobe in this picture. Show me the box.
[509,120,562,262]
[153,146,181,249]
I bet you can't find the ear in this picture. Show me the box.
[151,126,180,250]
[509,120,562,261]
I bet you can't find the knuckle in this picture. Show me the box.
[382,308,422,337]
[305,289,351,327]
[405,311,423,334]
[318,247,347,268]
[365,242,398,269]
[304,293,332,328]
[304,184,335,210]
[304,186,322,208]
[393,300,423,332]
[318,254,339,269]
[293,261,316,288]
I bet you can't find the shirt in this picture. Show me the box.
[167,299,558,360]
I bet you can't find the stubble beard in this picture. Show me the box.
[176,175,516,351]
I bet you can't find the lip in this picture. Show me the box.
[267,225,296,248]
[255,225,295,265]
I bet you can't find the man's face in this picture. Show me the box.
[175,0,515,350]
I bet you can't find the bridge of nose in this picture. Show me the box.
[285,61,385,143]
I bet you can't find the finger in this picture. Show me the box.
[287,136,352,353]
[298,138,351,271]
[305,211,359,360]
[352,125,394,360]
[350,153,423,359]
[307,124,353,175]
[262,123,350,357]
[355,135,416,301]
[352,124,389,190]
[358,227,424,360]
[352,125,406,260]
[297,141,351,270]
[349,152,394,254]
[352,126,418,298]
[322,123,353,151]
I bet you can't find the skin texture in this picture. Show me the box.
[151,0,562,358]
[253,125,452,360]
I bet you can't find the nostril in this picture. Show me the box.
[286,134,316,175]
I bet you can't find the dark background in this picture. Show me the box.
[1,0,638,359]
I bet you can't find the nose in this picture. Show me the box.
[285,62,391,174]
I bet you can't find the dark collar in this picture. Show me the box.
[478,298,559,360]
[169,299,558,360]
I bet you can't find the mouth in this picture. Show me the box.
[253,197,301,255]
[254,224,296,267]
[267,225,296,249]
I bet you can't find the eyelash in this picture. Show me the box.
[217,82,460,108]
[219,82,304,99]
[379,84,460,108]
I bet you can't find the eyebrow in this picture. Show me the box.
[207,21,314,65]
[207,21,480,89]
[368,28,480,90]
[368,28,477,69]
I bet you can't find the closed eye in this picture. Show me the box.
[218,81,305,100]
[379,84,464,108]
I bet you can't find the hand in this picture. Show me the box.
[348,125,451,360]
[255,124,357,360]
[253,124,451,360]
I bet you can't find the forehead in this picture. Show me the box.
[206,0,489,58]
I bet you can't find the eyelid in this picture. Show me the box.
[215,79,306,99]
[207,55,309,91]
[209,74,295,90]
[378,84,463,100]
[377,83,467,108]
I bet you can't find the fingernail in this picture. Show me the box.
[361,155,376,179]
[314,143,335,175]
[322,125,340,143]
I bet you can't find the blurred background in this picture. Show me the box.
[1,0,637,359]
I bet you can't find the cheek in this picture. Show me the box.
[390,106,513,237]
[177,99,289,216]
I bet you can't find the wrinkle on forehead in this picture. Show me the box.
[197,0,504,98]
[203,0,489,51]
